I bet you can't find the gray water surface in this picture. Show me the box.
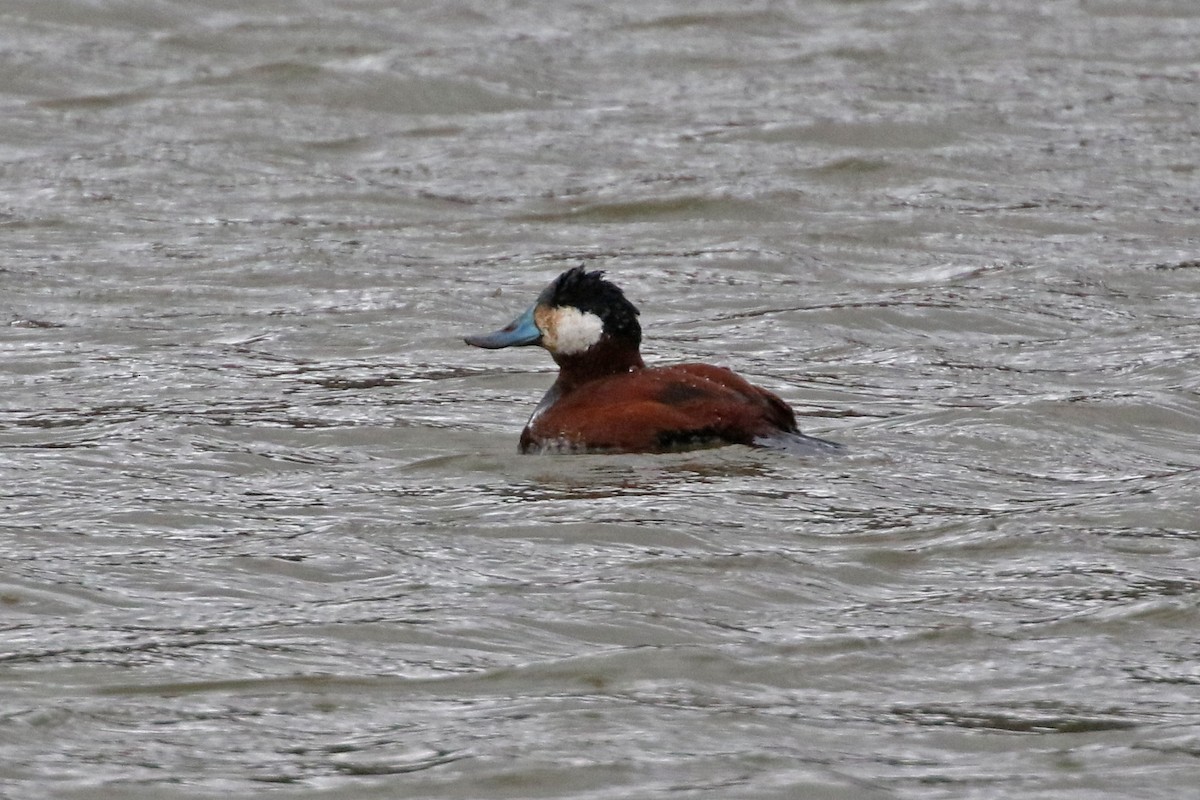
[3,2,1199,798]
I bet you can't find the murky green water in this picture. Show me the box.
[3,2,1199,798]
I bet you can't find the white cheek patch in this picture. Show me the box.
[547,307,604,355]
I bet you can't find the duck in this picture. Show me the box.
[464,266,840,454]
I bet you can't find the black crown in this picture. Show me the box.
[539,266,642,344]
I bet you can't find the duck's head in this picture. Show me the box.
[464,266,641,362]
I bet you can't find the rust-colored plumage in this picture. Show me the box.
[519,363,798,453]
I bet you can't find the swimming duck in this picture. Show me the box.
[465,266,840,454]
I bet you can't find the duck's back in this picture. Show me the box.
[520,363,798,454]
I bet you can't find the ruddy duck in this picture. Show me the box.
[465,266,840,454]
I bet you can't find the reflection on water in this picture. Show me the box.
[3,1,1200,798]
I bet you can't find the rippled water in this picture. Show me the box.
[3,1,1199,798]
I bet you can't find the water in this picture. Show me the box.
[3,1,1199,798]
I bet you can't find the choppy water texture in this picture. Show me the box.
[3,1,1200,798]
